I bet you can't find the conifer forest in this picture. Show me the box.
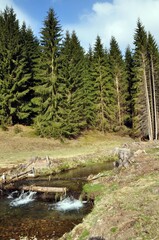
[0,7,159,140]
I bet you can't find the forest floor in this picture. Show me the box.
[0,125,159,240]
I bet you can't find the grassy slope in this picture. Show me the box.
[0,125,132,169]
[61,145,159,240]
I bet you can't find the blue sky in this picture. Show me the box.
[0,0,159,53]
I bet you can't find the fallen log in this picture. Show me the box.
[21,185,67,194]
[3,169,34,185]
[87,173,106,181]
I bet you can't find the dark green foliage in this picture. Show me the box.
[1,7,159,140]
[132,20,151,138]
[0,7,20,124]
[109,36,127,129]
[11,23,40,125]
[34,8,63,137]
[124,46,134,128]
[83,45,97,128]
[147,32,159,139]
[0,7,39,125]
[58,31,86,138]
[92,36,115,132]
[130,19,159,140]
[131,20,148,138]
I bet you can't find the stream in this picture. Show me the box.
[0,161,113,240]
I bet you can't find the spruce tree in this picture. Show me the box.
[147,32,159,139]
[132,20,152,139]
[0,7,21,124]
[124,45,134,128]
[109,36,127,129]
[82,45,97,128]
[34,8,63,137]
[58,31,86,137]
[14,23,40,124]
[0,7,39,126]
[92,36,114,132]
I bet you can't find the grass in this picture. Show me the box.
[0,126,133,169]
[59,145,159,240]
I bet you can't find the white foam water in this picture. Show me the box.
[10,191,36,207]
[53,197,84,211]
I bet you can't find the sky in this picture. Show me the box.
[0,0,159,53]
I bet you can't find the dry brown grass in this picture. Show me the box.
[62,144,159,240]
[0,126,133,169]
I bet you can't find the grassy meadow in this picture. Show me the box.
[0,125,133,169]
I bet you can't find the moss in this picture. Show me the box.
[58,163,70,172]
[110,226,118,233]
[83,183,104,194]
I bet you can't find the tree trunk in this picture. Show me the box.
[99,67,105,132]
[22,185,67,194]
[142,55,153,140]
[150,55,158,140]
[115,75,121,126]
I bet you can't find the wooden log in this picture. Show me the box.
[5,169,33,183]
[21,185,67,194]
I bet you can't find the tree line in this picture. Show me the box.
[0,7,159,140]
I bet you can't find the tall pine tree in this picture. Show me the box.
[58,31,86,137]
[92,36,115,132]
[34,8,62,137]
[82,45,97,129]
[109,36,127,129]
[0,7,20,124]
[147,32,159,139]
[132,20,152,139]
[124,45,134,128]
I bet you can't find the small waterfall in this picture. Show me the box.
[53,196,86,211]
[10,191,36,207]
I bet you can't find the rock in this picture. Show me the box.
[113,147,134,168]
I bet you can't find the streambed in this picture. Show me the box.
[0,161,113,240]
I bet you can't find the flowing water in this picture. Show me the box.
[0,161,113,240]
[9,191,37,207]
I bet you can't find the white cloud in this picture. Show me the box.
[0,0,39,35]
[63,0,159,53]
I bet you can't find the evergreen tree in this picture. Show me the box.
[58,31,86,137]
[0,7,21,124]
[109,36,127,129]
[132,20,152,139]
[92,36,115,132]
[124,45,134,128]
[34,8,63,137]
[0,7,39,125]
[147,32,159,139]
[14,23,40,124]
[82,45,97,128]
